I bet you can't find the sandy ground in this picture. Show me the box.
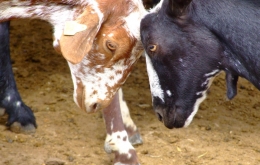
[0,18,260,165]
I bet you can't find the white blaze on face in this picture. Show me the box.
[184,70,220,127]
[145,53,164,103]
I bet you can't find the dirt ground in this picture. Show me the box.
[0,18,260,165]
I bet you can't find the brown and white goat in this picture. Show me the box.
[0,0,146,164]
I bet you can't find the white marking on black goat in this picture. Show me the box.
[5,95,11,102]
[166,90,172,97]
[184,90,207,127]
[204,69,220,77]
[16,101,21,107]
[145,53,164,103]
[184,70,220,127]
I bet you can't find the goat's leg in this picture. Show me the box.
[0,21,37,133]
[118,88,143,146]
[103,91,139,165]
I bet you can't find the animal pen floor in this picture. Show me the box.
[0,19,260,165]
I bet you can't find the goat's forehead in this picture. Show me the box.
[99,24,131,40]
[141,16,161,38]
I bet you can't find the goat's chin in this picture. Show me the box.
[163,119,176,129]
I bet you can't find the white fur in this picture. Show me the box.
[145,53,165,103]
[166,90,172,97]
[184,90,207,127]
[16,101,21,107]
[119,89,137,131]
[149,0,163,13]
[123,2,147,40]
[105,130,134,157]
[184,72,218,127]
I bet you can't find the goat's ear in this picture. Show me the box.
[59,5,103,64]
[166,0,192,17]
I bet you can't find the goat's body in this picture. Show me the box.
[189,0,260,88]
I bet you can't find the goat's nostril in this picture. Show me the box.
[91,103,101,112]
[93,103,98,110]
[156,112,163,122]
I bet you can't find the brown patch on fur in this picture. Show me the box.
[114,149,139,164]
[92,90,97,95]
[116,70,123,75]
[110,76,114,80]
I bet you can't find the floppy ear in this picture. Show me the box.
[165,0,192,17]
[59,5,103,64]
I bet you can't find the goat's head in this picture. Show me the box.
[56,1,146,112]
[140,0,226,128]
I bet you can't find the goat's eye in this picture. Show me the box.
[148,44,157,52]
[106,40,117,51]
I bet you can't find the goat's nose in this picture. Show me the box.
[155,109,164,122]
[86,102,102,113]
[78,88,103,113]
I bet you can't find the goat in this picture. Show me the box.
[141,0,260,129]
[1,0,146,164]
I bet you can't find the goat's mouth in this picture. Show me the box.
[80,88,103,113]
[154,107,175,129]
[154,106,187,129]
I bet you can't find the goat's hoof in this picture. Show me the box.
[10,122,36,134]
[129,132,143,146]
[114,163,140,165]
[0,107,5,116]
[104,141,113,154]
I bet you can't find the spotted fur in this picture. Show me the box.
[0,0,146,164]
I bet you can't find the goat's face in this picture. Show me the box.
[59,1,145,113]
[68,25,143,113]
[140,4,223,128]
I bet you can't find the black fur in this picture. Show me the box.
[0,21,37,130]
[141,0,260,128]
